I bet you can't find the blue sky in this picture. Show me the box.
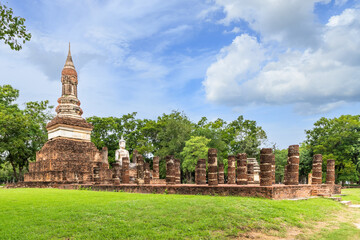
[1,0,359,149]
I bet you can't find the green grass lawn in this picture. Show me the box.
[340,188,360,204]
[0,188,359,239]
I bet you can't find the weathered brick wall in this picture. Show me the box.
[11,182,341,200]
[24,138,111,184]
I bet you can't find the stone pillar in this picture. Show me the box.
[249,158,260,184]
[236,153,248,185]
[152,156,160,179]
[136,155,144,179]
[312,154,323,185]
[196,159,207,185]
[247,162,254,184]
[121,157,130,184]
[260,148,273,186]
[218,163,225,184]
[208,148,218,186]
[227,155,236,184]
[175,159,181,184]
[326,159,335,185]
[144,162,150,184]
[112,162,121,184]
[166,155,175,185]
[132,149,138,163]
[271,154,276,184]
[285,145,300,185]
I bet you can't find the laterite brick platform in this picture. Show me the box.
[8,183,341,200]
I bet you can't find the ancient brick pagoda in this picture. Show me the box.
[24,45,112,184]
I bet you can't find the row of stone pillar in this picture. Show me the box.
[192,146,336,186]
[112,153,161,185]
[311,154,335,185]
[194,150,258,186]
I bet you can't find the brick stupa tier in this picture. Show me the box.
[24,44,112,184]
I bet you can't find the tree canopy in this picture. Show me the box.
[0,85,53,181]
[0,2,31,50]
[304,115,360,183]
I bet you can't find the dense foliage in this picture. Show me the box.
[303,115,360,184]
[0,2,31,50]
[88,111,267,181]
[0,85,53,181]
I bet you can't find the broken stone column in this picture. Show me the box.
[248,158,260,184]
[196,159,207,185]
[218,163,225,184]
[166,155,175,185]
[260,148,273,186]
[284,145,300,185]
[175,159,181,184]
[247,162,254,184]
[122,157,130,184]
[152,156,160,179]
[326,159,335,185]
[136,155,144,179]
[144,162,150,184]
[112,162,121,184]
[271,154,276,184]
[236,153,248,185]
[227,155,236,184]
[208,148,218,186]
[312,154,323,185]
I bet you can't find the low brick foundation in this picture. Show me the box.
[7,183,341,200]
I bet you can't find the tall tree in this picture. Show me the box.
[0,85,52,181]
[305,115,360,184]
[0,2,31,50]
[180,136,210,182]
[274,148,287,183]
[224,116,267,158]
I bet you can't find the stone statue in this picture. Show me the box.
[115,136,129,166]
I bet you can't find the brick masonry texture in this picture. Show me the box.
[196,159,207,185]
[24,138,112,184]
[208,148,218,186]
[237,153,248,185]
[260,148,273,186]
[11,182,341,200]
[312,154,323,184]
[285,145,300,185]
[326,159,335,184]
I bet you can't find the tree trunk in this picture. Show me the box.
[10,161,18,182]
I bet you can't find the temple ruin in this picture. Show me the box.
[19,47,341,199]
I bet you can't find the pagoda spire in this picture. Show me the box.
[64,42,75,70]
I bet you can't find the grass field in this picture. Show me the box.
[0,188,359,239]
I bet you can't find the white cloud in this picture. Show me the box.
[204,7,360,114]
[215,0,330,48]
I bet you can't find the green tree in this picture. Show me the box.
[224,116,267,158]
[274,148,287,183]
[192,117,228,164]
[305,115,360,184]
[0,2,31,50]
[0,85,52,181]
[180,136,210,182]
[299,143,313,183]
